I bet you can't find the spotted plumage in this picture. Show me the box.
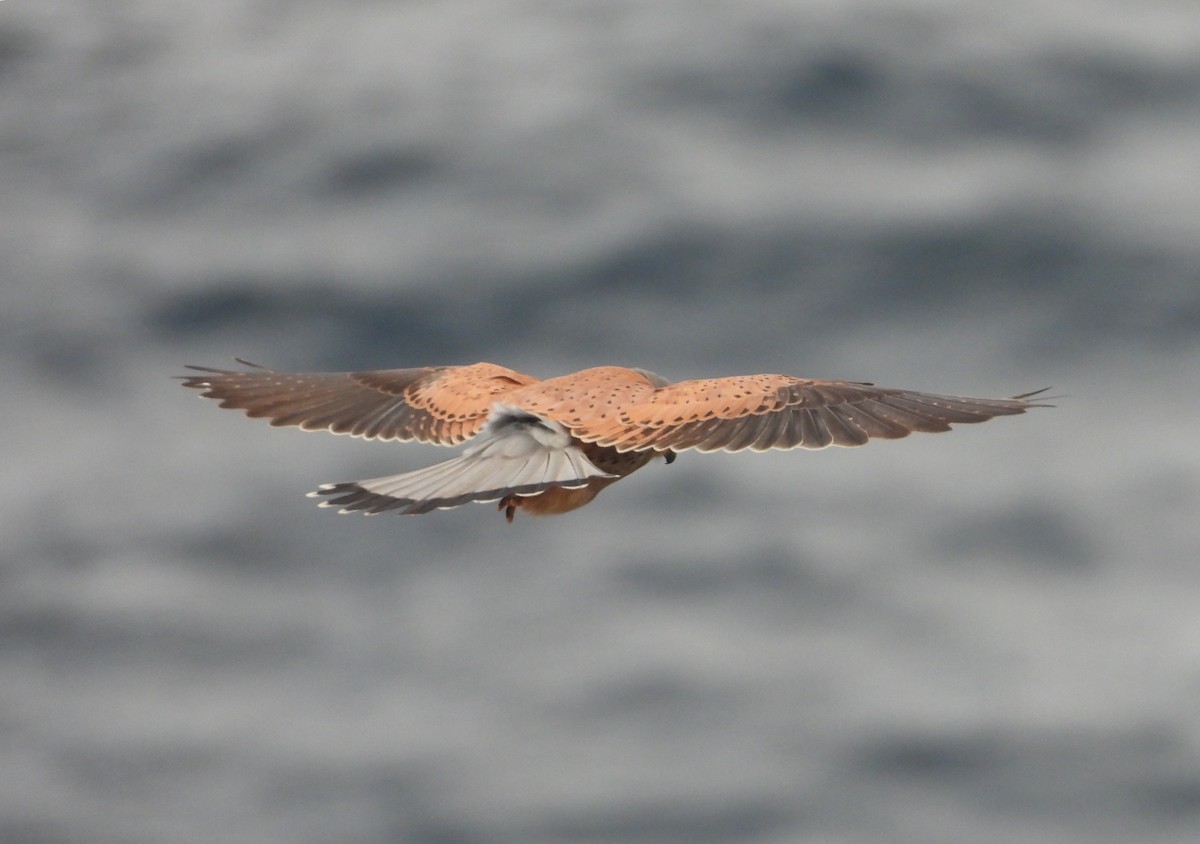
[179,360,1049,522]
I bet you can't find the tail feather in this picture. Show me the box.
[357,455,463,499]
[308,446,615,516]
[307,404,621,516]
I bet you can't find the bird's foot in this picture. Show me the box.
[498,497,518,523]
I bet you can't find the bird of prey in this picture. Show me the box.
[180,360,1049,522]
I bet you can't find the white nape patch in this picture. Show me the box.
[464,404,573,457]
[632,367,670,388]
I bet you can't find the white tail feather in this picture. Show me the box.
[308,408,615,515]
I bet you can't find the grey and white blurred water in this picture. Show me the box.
[3,1,1200,842]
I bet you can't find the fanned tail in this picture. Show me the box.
[307,409,615,515]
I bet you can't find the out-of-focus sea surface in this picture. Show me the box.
[4,2,1200,842]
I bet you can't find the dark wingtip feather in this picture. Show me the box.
[178,358,271,384]
[1011,387,1060,407]
[232,357,272,370]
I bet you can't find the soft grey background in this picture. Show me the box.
[4,2,1200,843]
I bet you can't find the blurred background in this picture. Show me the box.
[3,1,1200,842]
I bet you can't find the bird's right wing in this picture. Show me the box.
[566,375,1050,453]
[178,360,539,445]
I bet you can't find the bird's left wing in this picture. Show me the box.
[179,360,539,445]
[562,374,1049,453]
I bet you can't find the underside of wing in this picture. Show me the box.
[566,374,1051,453]
[178,359,539,445]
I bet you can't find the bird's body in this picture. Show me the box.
[180,361,1048,521]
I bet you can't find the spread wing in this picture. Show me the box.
[560,374,1050,453]
[178,359,539,445]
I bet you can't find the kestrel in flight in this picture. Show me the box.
[180,360,1049,522]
